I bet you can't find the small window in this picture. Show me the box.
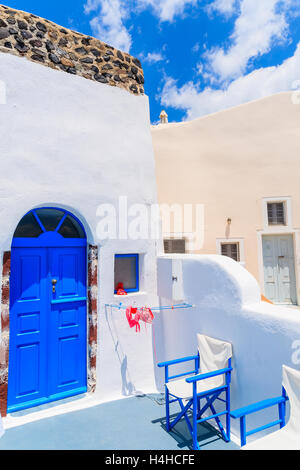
[13,208,86,239]
[221,243,240,262]
[13,212,43,238]
[58,215,86,239]
[164,239,186,254]
[35,208,65,232]
[267,202,286,225]
[114,254,139,293]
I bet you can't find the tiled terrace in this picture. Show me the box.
[0,394,239,450]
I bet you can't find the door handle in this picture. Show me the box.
[52,279,57,293]
[278,256,285,259]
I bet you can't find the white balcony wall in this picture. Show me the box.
[156,254,300,444]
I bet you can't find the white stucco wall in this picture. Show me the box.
[156,254,300,444]
[0,51,159,405]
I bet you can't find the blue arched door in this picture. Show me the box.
[8,208,87,413]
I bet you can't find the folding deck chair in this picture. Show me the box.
[158,334,233,450]
[231,365,300,450]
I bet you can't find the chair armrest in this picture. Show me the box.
[230,395,288,419]
[157,355,199,368]
[185,367,232,383]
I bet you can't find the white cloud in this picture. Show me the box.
[136,0,199,22]
[84,0,132,52]
[192,42,200,53]
[205,0,290,82]
[161,42,300,120]
[84,0,199,53]
[142,52,165,63]
[207,0,238,16]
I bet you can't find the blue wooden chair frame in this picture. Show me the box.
[158,354,232,450]
[230,387,289,447]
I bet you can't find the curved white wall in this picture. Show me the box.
[156,254,300,443]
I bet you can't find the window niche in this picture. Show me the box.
[114,254,139,294]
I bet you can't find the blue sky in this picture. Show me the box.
[3,1,300,123]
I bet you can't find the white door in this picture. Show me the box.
[262,235,297,305]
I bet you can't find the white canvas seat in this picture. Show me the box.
[167,334,232,399]
[167,375,224,399]
[244,365,300,450]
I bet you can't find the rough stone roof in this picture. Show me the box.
[0,4,145,95]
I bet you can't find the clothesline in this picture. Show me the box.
[105,302,195,311]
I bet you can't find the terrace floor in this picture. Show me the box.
[0,394,239,450]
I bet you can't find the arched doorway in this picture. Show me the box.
[7,208,87,413]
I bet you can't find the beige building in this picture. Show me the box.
[152,92,300,306]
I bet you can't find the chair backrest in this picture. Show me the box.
[197,334,232,386]
[282,365,300,433]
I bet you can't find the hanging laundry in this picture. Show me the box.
[126,306,141,332]
[139,307,154,324]
[125,306,154,332]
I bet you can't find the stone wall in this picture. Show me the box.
[0,4,144,95]
[88,245,98,394]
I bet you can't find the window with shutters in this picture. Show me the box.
[267,202,286,225]
[221,243,240,262]
[164,239,186,254]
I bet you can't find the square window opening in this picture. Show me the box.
[221,243,240,262]
[114,254,139,294]
[267,202,286,226]
[164,239,186,254]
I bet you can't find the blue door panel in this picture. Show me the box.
[18,312,40,334]
[48,247,87,398]
[16,342,40,397]
[58,335,80,386]
[18,255,41,300]
[8,244,87,413]
[59,254,78,296]
[8,248,48,412]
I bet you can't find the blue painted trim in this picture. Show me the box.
[230,395,288,419]
[55,213,67,232]
[108,302,194,311]
[32,210,46,233]
[167,369,199,381]
[7,386,87,414]
[12,236,86,248]
[158,355,199,368]
[51,297,87,305]
[186,367,232,383]
[12,207,87,248]
[114,253,139,293]
[230,388,289,447]
[35,207,87,237]
[197,410,227,424]
[246,419,282,437]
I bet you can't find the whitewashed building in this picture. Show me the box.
[0,4,159,418]
[153,93,300,306]
[0,4,299,449]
